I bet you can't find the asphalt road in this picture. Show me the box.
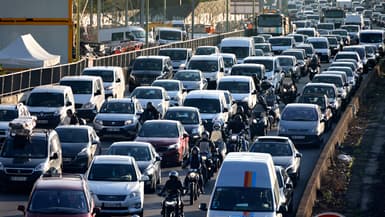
[0,63,337,217]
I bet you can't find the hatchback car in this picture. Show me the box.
[219,53,238,75]
[229,63,266,88]
[130,86,170,118]
[254,43,273,56]
[152,79,187,106]
[312,74,348,104]
[0,103,30,145]
[249,136,302,185]
[135,120,189,165]
[278,103,326,147]
[297,93,333,130]
[93,98,143,140]
[55,125,100,172]
[276,55,301,80]
[86,155,148,216]
[173,70,208,92]
[17,175,99,217]
[107,141,161,192]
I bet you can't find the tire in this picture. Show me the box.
[189,183,194,205]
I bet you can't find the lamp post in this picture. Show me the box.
[226,0,229,32]
[76,0,80,60]
[145,0,149,47]
[191,0,195,39]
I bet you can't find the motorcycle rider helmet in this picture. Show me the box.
[213,121,221,131]
[191,146,200,155]
[169,171,179,179]
[236,106,244,114]
[260,80,273,91]
[234,114,243,122]
[201,130,209,139]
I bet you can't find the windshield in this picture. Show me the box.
[128,30,145,38]
[218,81,250,94]
[269,38,292,46]
[292,35,304,42]
[342,26,359,32]
[244,59,273,72]
[1,136,47,158]
[250,142,292,156]
[327,38,338,45]
[159,50,187,61]
[26,92,64,107]
[254,44,271,53]
[223,57,235,67]
[60,80,92,95]
[360,33,383,43]
[28,190,88,214]
[281,107,318,121]
[220,47,250,59]
[153,82,179,91]
[297,46,313,56]
[83,70,113,82]
[313,76,343,87]
[318,24,334,30]
[130,88,162,99]
[304,86,335,98]
[308,41,328,49]
[174,71,200,81]
[100,102,134,114]
[133,59,162,71]
[332,30,348,36]
[282,51,304,60]
[277,57,294,66]
[298,96,326,110]
[328,67,353,77]
[344,48,364,59]
[196,47,216,55]
[56,128,89,144]
[257,15,282,27]
[297,30,314,37]
[138,122,178,137]
[184,98,221,113]
[294,22,306,28]
[324,9,344,18]
[187,60,218,72]
[108,146,151,161]
[159,30,182,40]
[0,109,17,121]
[210,187,274,212]
[231,67,263,79]
[88,163,137,181]
[335,54,359,62]
[165,110,199,124]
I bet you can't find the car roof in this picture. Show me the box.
[143,119,180,126]
[0,104,18,110]
[105,98,136,103]
[55,125,93,131]
[190,55,221,60]
[244,56,275,61]
[307,37,328,41]
[186,90,225,98]
[92,155,136,164]
[84,66,122,71]
[160,48,192,51]
[34,175,85,190]
[175,69,202,74]
[232,63,265,68]
[284,103,319,109]
[305,82,337,88]
[133,86,165,91]
[255,136,291,143]
[152,79,181,84]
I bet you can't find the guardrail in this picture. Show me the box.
[295,69,375,217]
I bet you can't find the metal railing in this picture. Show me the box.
[0,30,244,98]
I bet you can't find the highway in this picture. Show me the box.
[0,63,339,217]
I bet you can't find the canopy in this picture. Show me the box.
[0,34,60,69]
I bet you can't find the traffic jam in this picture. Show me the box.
[0,0,385,217]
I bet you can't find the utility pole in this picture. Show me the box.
[140,0,145,27]
[226,0,229,32]
[191,0,195,39]
[252,0,255,18]
[164,0,167,22]
[145,0,149,47]
[90,0,93,27]
[76,0,80,60]
[125,0,128,26]
[97,0,101,29]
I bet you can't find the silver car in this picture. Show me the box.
[173,70,208,92]
[152,79,187,106]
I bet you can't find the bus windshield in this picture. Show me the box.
[257,15,282,27]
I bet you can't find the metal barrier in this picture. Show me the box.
[0,59,87,97]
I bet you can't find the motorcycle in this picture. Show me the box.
[226,130,248,153]
[258,92,280,130]
[201,152,216,179]
[250,104,269,140]
[159,192,184,217]
[185,169,201,205]
[308,64,320,81]
[279,80,298,105]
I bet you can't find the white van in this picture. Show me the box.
[186,55,225,87]
[220,37,255,63]
[59,76,105,122]
[82,66,126,99]
[200,152,285,217]
[98,26,155,44]
[155,27,187,45]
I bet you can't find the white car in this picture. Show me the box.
[152,79,187,106]
[130,86,170,118]
[85,155,149,216]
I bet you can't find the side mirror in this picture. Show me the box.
[140,175,150,182]
[66,101,72,107]
[199,203,208,211]
[92,207,101,215]
[95,89,102,96]
[50,152,59,160]
[17,205,25,213]
[296,152,302,158]
[286,183,294,189]
[155,156,162,161]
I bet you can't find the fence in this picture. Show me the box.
[0,30,244,98]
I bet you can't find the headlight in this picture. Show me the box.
[94,119,103,125]
[77,148,89,156]
[282,88,287,93]
[82,102,96,109]
[124,119,133,125]
[34,162,48,172]
[168,144,179,150]
[129,191,140,198]
[0,162,4,171]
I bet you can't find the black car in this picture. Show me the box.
[55,125,101,173]
[130,56,174,86]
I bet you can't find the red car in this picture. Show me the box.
[17,175,100,217]
[136,120,189,166]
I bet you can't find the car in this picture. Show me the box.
[252,35,266,43]
[164,106,205,146]
[0,103,30,145]
[296,27,318,37]
[297,93,333,130]
[268,36,296,55]
[278,103,326,147]
[327,66,357,90]
[55,125,100,172]
[275,165,294,213]
[281,48,309,76]
[254,49,264,56]
[230,63,266,88]
[305,37,331,62]
[276,55,301,80]
[152,79,187,106]
[158,48,193,72]
[362,44,378,71]
[287,33,307,46]
[195,45,220,55]
[330,60,360,80]
[218,53,237,75]
[107,141,161,192]
[135,120,189,166]
[342,45,369,72]
[324,36,341,56]
[317,23,335,34]
[93,98,143,140]
[130,56,174,86]
[331,29,351,45]
[312,74,348,105]
[130,86,170,118]
[0,117,62,188]
[254,43,273,56]
[173,69,208,92]
[219,37,255,63]
[340,25,360,45]
[85,155,148,216]
[17,175,100,217]
[186,54,225,87]
[296,43,318,60]
[249,136,302,185]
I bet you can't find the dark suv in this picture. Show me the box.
[130,55,173,86]
[17,175,100,217]
[0,119,62,188]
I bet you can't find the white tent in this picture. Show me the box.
[0,34,60,69]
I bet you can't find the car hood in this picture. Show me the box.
[135,137,179,147]
[279,120,318,134]
[61,143,87,156]
[0,157,45,168]
[95,113,135,121]
[232,93,249,101]
[200,113,220,121]
[74,94,92,105]
[181,81,201,89]
[136,161,151,173]
[87,180,140,195]
[0,121,9,130]
[183,125,200,134]
[272,156,293,168]
[28,106,63,114]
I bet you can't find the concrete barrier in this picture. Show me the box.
[295,69,375,217]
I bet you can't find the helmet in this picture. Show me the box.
[260,80,273,91]
[202,130,209,139]
[234,114,243,122]
[191,146,200,155]
[236,106,244,114]
[169,171,179,178]
[213,121,221,130]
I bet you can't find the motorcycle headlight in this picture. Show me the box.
[124,119,133,125]
[129,191,140,198]
[77,148,89,157]
[231,135,238,141]
[94,119,103,125]
[82,102,96,109]
[282,88,287,93]
[168,144,179,150]
[34,162,48,172]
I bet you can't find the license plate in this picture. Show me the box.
[107,128,120,132]
[37,120,48,124]
[293,136,305,139]
[10,176,27,181]
[103,202,121,208]
[63,158,72,162]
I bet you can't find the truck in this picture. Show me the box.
[336,0,352,10]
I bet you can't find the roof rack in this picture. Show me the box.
[9,116,37,137]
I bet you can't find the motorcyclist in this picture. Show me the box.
[210,121,226,164]
[61,109,79,125]
[280,72,297,104]
[227,110,249,151]
[141,102,160,123]
[158,171,184,216]
[182,146,205,194]
[197,131,216,157]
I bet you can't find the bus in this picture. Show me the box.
[256,13,291,36]
[323,8,346,28]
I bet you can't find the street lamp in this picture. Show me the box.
[191,0,195,39]
[226,0,229,32]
